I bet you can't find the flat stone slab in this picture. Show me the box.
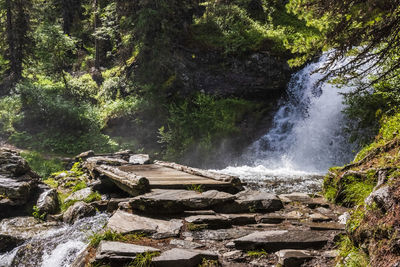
[107,210,183,239]
[0,216,59,239]
[215,190,283,213]
[95,241,160,261]
[153,248,218,267]
[183,228,254,241]
[279,193,311,203]
[127,189,235,214]
[233,230,332,251]
[307,222,345,231]
[276,249,314,267]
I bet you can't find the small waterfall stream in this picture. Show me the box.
[219,54,356,193]
[0,214,108,267]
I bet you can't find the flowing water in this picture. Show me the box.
[219,54,356,193]
[0,214,108,267]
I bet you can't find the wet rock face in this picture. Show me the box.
[63,201,96,224]
[176,50,291,100]
[0,148,40,217]
[36,188,59,215]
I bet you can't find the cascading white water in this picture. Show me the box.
[0,214,108,267]
[219,54,356,193]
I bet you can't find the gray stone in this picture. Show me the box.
[75,150,95,160]
[127,189,235,214]
[70,247,89,267]
[95,241,160,261]
[233,230,332,251]
[183,228,253,241]
[85,156,128,166]
[107,210,183,239]
[169,239,203,249]
[153,248,218,267]
[63,201,96,223]
[215,190,283,213]
[129,154,151,165]
[0,149,39,215]
[365,185,391,211]
[0,216,59,239]
[64,187,93,204]
[279,193,311,203]
[284,211,303,220]
[276,249,314,267]
[36,188,59,214]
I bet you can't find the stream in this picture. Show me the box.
[0,54,356,267]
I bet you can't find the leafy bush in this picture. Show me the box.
[0,95,22,135]
[20,151,64,179]
[158,93,254,161]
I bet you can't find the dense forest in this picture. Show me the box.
[1,0,400,266]
[0,0,324,167]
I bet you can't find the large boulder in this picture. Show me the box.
[36,188,59,214]
[0,148,40,217]
[64,187,93,204]
[63,201,96,223]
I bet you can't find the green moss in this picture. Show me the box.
[43,178,59,188]
[247,250,268,257]
[336,235,369,267]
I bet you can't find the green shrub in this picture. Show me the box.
[88,230,124,247]
[20,151,64,179]
[0,95,22,135]
[128,252,160,267]
[158,93,255,161]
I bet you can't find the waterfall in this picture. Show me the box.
[219,54,356,193]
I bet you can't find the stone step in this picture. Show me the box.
[152,248,218,267]
[124,189,235,214]
[276,249,314,267]
[233,230,334,251]
[107,210,183,239]
[95,241,160,262]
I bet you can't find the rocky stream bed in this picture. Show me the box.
[0,148,349,267]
